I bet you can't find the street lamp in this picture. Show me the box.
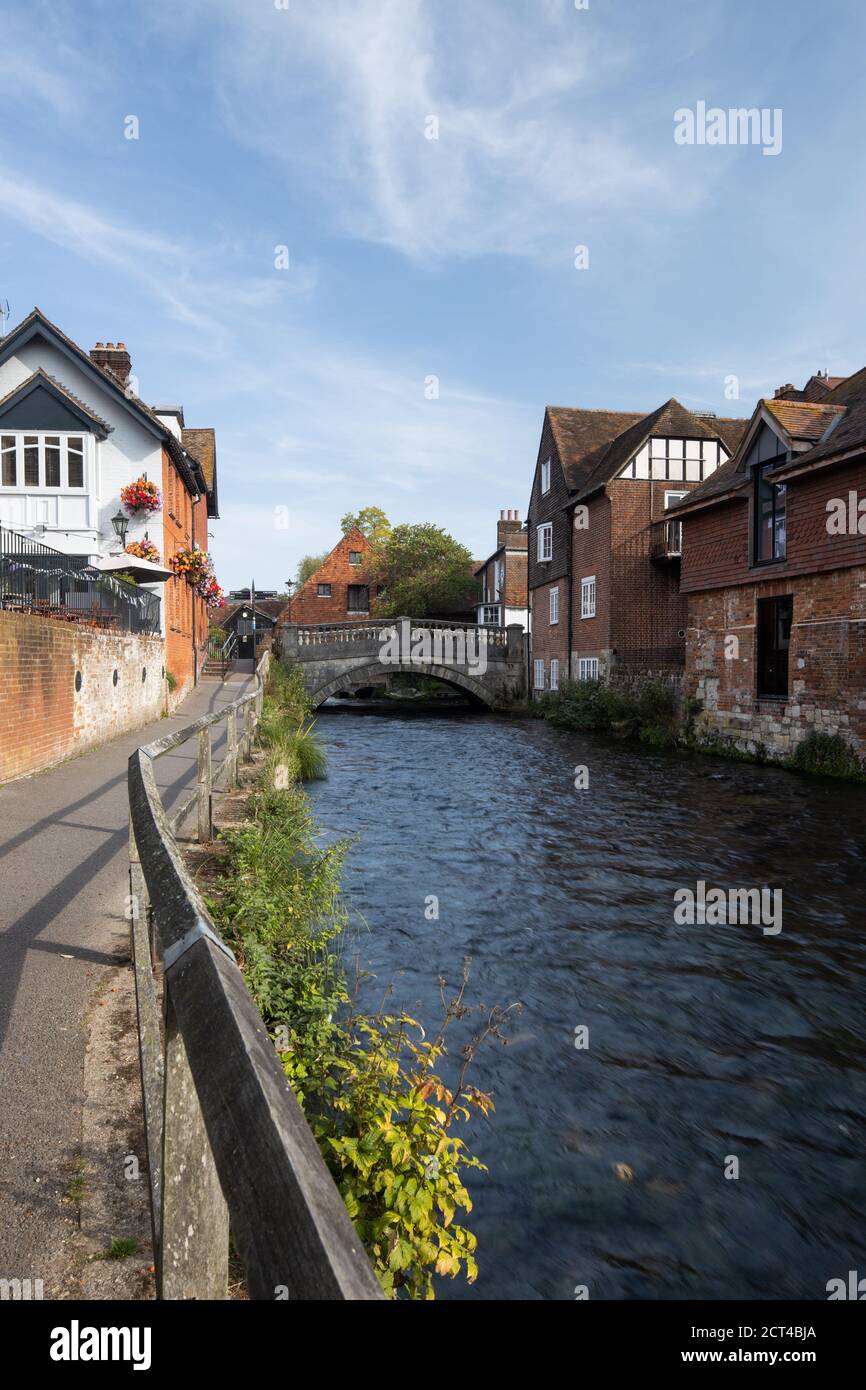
[111,510,129,550]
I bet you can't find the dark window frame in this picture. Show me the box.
[316,582,331,597]
[756,594,792,699]
[752,458,788,565]
[347,583,370,613]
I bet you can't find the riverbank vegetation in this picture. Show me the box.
[206,662,505,1298]
[539,677,866,782]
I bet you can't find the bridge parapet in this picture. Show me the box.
[279,617,526,707]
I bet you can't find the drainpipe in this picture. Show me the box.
[566,499,574,681]
[191,493,202,686]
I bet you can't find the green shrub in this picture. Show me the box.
[544,677,679,746]
[165,670,178,693]
[787,731,866,781]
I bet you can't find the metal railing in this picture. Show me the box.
[0,525,161,634]
[205,628,237,678]
[127,650,381,1301]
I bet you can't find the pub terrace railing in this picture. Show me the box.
[127,650,381,1301]
[0,525,161,635]
[650,517,683,562]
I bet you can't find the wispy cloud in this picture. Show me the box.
[0,166,315,345]
[148,0,680,264]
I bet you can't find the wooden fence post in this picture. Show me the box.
[243,699,253,762]
[197,725,212,843]
[129,812,164,1264]
[159,990,230,1300]
[226,707,237,788]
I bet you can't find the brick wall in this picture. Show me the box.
[681,458,866,593]
[571,492,611,672]
[0,611,165,782]
[162,445,208,706]
[285,529,373,624]
[529,576,569,690]
[685,567,866,756]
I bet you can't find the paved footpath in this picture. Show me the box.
[0,674,253,1295]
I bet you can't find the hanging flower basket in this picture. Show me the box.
[125,538,161,564]
[171,546,225,608]
[120,477,161,514]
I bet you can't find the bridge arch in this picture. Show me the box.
[308,661,495,710]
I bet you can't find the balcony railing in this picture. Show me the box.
[0,525,161,635]
[650,518,683,562]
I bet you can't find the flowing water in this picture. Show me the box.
[308,703,866,1301]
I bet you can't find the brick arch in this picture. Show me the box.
[308,661,495,709]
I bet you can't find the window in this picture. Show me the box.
[25,436,40,486]
[618,437,728,482]
[757,595,792,698]
[67,438,84,488]
[541,457,551,494]
[45,436,61,487]
[347,584,369,612]
[348,551,362,566]
[481,605,501,625]
[537,522,553,562]
[0,432,86,489]
[495,559,504,598]
[754,463,787,563]
[317,583,331,597]
[533,658,545,690]
[549,586,559,624]
[1,435,15,486]
[579,657,600,681]
[581,575,596,619]
[550,658,559,691]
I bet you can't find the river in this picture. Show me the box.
[308,702,866,1301]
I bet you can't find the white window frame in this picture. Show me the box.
[533,658,545,691]
[537,522,553,562]
[580,575,596,619]
[549,586,559,625]
[0,430,88,491]
[578,657,599,681]
[540,457,551,495]
[481,604,501,626]
[550,658,560,691]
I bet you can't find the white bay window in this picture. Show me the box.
[0,432,87,490]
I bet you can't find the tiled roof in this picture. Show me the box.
[763,397,845,442]
[775,364,866,471]
[181,428,215,490]
[548,399,748,501]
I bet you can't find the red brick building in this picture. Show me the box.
[284,528,374,624]
[672,370,866,757]
[526,400,747,695]
[474,510,528,629]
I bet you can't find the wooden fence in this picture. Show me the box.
[127,651,382,1301]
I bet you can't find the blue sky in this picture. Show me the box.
[2,0,864,587]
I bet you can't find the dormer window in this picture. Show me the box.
[0,432,86,489]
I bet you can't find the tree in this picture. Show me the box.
[295,553,326,587]
[366,523,479,618]
[340,506,392,545]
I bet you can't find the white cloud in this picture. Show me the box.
[149,0,677,264]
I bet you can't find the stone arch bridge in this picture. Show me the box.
[279,618,526,709]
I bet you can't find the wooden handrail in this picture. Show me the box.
[127,651,383,1301]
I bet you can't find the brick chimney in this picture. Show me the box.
[497,508,522,547]
[773,382,799,400]
[90,341,132,388]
